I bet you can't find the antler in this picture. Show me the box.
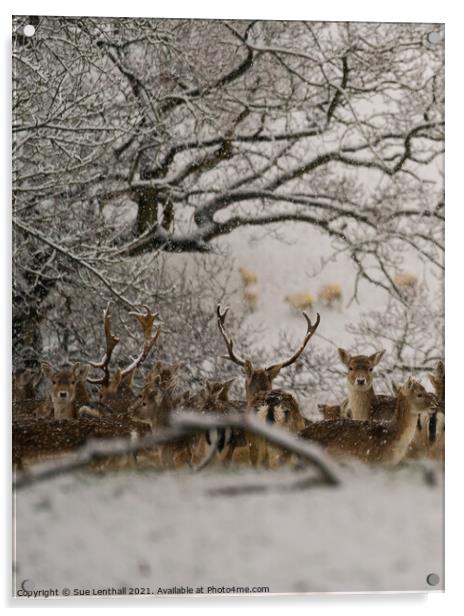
[267,312,321,371]
[88,302,120,385]
[216,304,247,367]
[120,305,162,378]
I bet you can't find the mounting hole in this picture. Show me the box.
[426,573,440,586]
[426,31,441,45]
[23,24,36,37]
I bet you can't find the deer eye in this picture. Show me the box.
[349,368,353,371]
[52,380,57,385]
[417,393,423,398]
[369,368,373,372]
[71,380,76,385]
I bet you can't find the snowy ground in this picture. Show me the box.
[13,462,443,596]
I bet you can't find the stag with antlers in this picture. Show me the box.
[216,304,320,467]
[81,303,162,417]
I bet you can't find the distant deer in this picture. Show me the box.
[337,348,395,421]
[393,272,417,290]
[238,266,257,286]
[318,284,342,309]
[41,362,91,419]
[300,378,438,465]
[238,266,258,312]
[285,293,314,312]
[216,304,320,467]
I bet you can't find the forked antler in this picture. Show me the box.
[88,302,120,385]
[267,311,321,371]
[88,304,161,386]
[121,305,162,378]
[216,304,247,367]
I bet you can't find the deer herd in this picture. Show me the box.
[12,298,443,473]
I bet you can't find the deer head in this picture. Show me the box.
[41,362,90,418]
[338,348,385,392]
[12,368,42,402]
[217,304,320,403]
[393,377,438,414]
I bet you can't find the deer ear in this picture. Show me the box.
[391,381,400,395]
[338,348,350,367]
[266,364,282,380]
[244,360,254,376]
[405,376,414,389]
[122,370,134,386]
[73,362,90,381]
[435,360,445,377]
[369,350,385,366]
[41,362,54,380]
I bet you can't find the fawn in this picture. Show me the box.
[41,362,91,419]
[300,378,438,465]
[216,304,319,467]
[337,348,393,421]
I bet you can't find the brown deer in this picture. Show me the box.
[13,415,151,471]
[300,378,438,465]
[337,348,396,421]
[129,369,192,469]
[41,362,91,419]
[318,284,342,309]
[12,368,49,419]
[407,361,445,461]
[187,379,249,467]
[80,303,161,418]
[394,272,417,290]
[216,304,320,467]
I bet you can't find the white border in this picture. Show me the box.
[3,2,462,614]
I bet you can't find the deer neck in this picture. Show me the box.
[387,394,418,464]
[347,384,375,420]
[75,381,90,404]
[52,397,75,419]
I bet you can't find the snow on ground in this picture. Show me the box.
[13,462,443,595]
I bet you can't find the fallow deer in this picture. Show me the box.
[337,348,396,421]
[238,266,257,286]
[300,378,438,465]
[41,362,91,419]
[12,368,49,418]
[81,303,161,418]
[318,284,342,309]
[13,414,151,471]
[285,293,314,312]
[216,304,320,467]
[407,361,445,461]
[394,272,418,290]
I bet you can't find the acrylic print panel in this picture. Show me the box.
[12,15,444,597]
